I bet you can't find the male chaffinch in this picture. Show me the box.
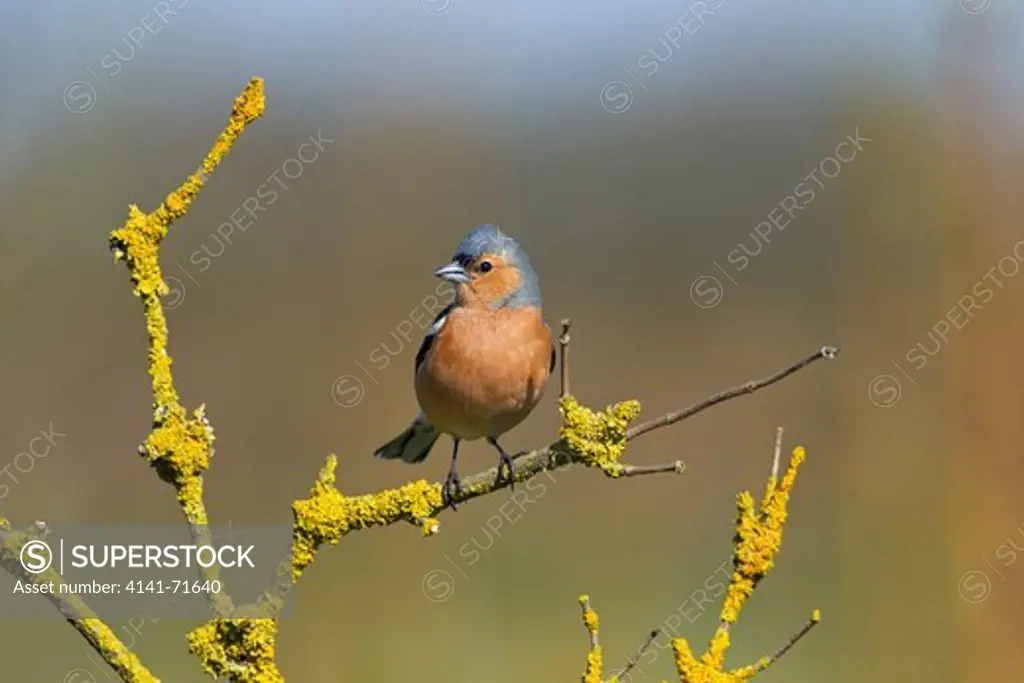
[375,224,555,507]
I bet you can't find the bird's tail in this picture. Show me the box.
[374,416,440,464]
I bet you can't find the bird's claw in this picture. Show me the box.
[494,451,518,490]
[443,469,463,510]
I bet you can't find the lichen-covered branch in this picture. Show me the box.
[187,618,282,682]
[235,393,685,625]
[0,79,266,682]
[575,445,821,683]
[262,347,836,605]
[0,521,159,682]
[579,595,604,683]
[219,349,832,679]
[108,76,266,619]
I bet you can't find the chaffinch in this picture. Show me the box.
[375,224,555,507]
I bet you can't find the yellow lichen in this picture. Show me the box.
[584,645,604,683]
[73,618,161,683]
[290,455,444,580]
[110,77,265,301]
[671,446,809,682]
[671,636,763,683]
[713,446,806,633]
[0,526,159,681]
[584,446,816,683]
[76,618,160,682]
[579,594,599,632]
[578,595,604,683]
[111,78,265,514]
[702,628,731,670]
[143,406,214,480]
[559,394,641,476]
[102,77,265,674]
[188,618,282,683]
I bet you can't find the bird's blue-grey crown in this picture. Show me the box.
[451,224,542,309]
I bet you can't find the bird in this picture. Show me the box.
[374,224,555,508]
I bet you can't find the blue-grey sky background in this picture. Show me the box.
[2,1,1022,161]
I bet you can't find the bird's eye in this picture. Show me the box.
[478,261,493,273]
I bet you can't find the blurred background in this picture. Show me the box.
[2,1,1023,681]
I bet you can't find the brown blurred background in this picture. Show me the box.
[2,1,1023,681]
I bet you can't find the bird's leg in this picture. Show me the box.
[487,437,517,490]
[443,439,463,510]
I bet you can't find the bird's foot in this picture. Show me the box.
[442,467,463,510]
[494,451,517,490]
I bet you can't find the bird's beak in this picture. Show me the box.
[434,261,471,284]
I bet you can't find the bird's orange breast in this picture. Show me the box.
[415,306,552,440]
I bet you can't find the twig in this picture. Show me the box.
[771,426,784,481]
[0,522,159,681]
[664,446,814,681]
[109,78,265,621]
[752,611,821,674]
[578,595,603,683]
[0,520,48,543]
[627,433,813,679]
[558,318,571,398]
[580,596,599,649]
[626,346,839,441]
[619,629,661,680]
[619,461,686,477]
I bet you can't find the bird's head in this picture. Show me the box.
[434,224,541,310]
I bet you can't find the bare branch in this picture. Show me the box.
[618,629,661,680]
[558,318,571,398]
[771,426,784,481]
[619,460,686,477]
[626,345,839,441]
[751,610,821,675]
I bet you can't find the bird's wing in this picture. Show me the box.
[415,303,455,372]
